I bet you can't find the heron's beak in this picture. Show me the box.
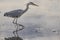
[33,3,39,6]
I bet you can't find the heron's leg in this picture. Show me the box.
[18,24,24,31]
[14,18,24,31]
[13,18,24,37]
[13,18,19,37]
[12,18,15,24]
[15,18,18,24]
[15,18,19,37]
[13,18,16,37]
[13,31,16,37]
[13,18,18,24]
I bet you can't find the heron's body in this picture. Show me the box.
[5,9,23,18]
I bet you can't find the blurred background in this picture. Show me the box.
[0,0,60,40]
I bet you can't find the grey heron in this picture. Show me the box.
[4,2,38,37]
[4,2,38,23]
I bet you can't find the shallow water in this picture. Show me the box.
[0,0,60,40]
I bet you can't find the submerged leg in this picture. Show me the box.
[13,18,16,37]
[15,18,19,37]
[13,18,19,37]
[12,18,24,37]
[13,18,15,23]
[18,24,24,31]
[13,18,24,31]
[13,18,18,24]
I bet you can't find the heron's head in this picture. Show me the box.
[28,2,38,6]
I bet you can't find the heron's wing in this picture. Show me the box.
[4,9,24,18]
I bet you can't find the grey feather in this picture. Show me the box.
[4,9,23,18]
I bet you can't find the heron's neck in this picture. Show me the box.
[23,4,29,13]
